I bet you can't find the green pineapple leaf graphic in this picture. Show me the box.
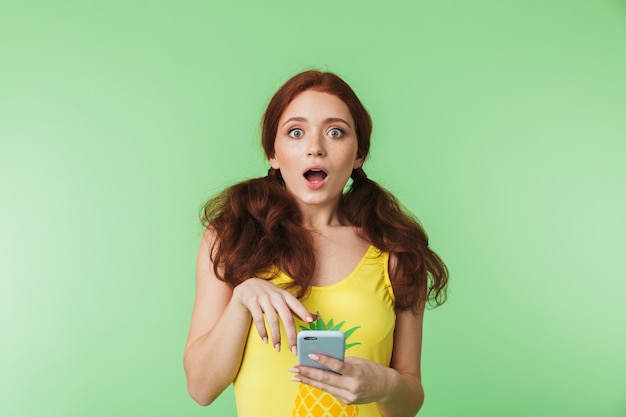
[300,312,361,350]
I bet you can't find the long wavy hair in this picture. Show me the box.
[202,70,448,311]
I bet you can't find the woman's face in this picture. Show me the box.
[270,90,363,210]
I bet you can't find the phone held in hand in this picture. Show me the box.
[297,330,345,371]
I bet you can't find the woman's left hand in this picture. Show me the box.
[289,354,393,405]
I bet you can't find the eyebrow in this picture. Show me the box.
[281,117,353,129]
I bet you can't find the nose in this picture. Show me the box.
[307,131,326,157]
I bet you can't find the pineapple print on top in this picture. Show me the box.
[293,315,361,417]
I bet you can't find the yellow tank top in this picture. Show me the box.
[233,245,396,417]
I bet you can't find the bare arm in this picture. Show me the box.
[183,231,252,406]
[376,307,425,416]
[376,252,426,415]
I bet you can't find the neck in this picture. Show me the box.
[297,200,349,230]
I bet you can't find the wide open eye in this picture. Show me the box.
[288,128,304,138]
[328,128,344,138]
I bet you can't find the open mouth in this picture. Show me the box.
[303,169,328,183]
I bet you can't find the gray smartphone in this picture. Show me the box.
[297,330,345,371]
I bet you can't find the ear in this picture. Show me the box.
[353,156,364,170]
[269,155,280,170]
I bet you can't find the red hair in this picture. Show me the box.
[202,70,448,311]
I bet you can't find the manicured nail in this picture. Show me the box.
[262,337,268,344]
[308,353,320,361]
[291,345,297,355]
[288,367,300,373]
[275,343,280,352]
[290,377,301,382]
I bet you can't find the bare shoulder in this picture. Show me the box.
[388,251,398,275]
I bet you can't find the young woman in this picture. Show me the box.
[184,70,448,417]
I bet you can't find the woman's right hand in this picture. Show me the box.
[232,278,318,354]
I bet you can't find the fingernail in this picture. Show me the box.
[291,345,297,355]
[308,353,320,361]
[290,377,301,382]
[275,343,280,352]
[306,316,313,323]
[262,337,268,345]
[288,367,300,373]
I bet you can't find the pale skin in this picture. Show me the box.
[183,90,425,416]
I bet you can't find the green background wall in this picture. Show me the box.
[1,1,625,416]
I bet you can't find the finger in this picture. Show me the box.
[283,294,318,323]
[272,296,298,354]
[306,353,348,375]
[247,302,269,344]
[259,298,282,351]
